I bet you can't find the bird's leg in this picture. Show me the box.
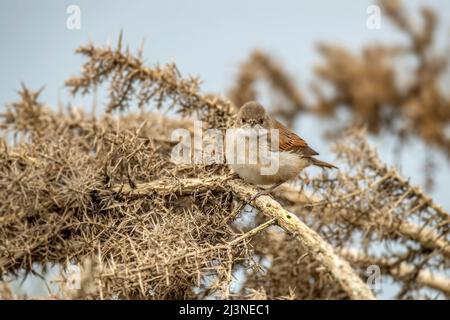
[225,172,241,181]
[249,181,284,203]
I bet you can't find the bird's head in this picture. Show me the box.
[236,101,271,129]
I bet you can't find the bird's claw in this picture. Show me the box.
[225,172,241,181]
[249,189,272,203]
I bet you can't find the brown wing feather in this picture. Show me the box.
[273,120,319,156]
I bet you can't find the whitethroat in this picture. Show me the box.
[228,101,337,200]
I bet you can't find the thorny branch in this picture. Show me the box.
[1,3,449,298]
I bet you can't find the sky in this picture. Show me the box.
[1,0,449,299]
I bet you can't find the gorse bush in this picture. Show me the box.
[0,0,449,300]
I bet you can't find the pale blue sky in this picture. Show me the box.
[2,0,448,107]
[1,0,449,299]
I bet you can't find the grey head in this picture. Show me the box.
[236,101,271,128]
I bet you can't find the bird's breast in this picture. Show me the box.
[228,145,311,185]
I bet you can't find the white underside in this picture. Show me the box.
[226,128,311,185]
[229,150,310,185]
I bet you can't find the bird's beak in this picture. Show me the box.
[248,119,257,127]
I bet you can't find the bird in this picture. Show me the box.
[227,101,337,201]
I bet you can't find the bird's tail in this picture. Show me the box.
[310,158,338,169]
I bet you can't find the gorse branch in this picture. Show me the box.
[66,39,235,129]
[1,13,449,299]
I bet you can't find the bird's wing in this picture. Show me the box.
[272,120,319,156]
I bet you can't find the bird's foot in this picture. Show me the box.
[248,182,284,203]
[224,172,241,181]
[249,188,273,203]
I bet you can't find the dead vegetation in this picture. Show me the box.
[229,0,450,159]
[0,0,449,300]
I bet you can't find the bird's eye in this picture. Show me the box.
[242,119,246,124]
[259,119,264,124]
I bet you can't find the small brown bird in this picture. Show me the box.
[228,101,337,200]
